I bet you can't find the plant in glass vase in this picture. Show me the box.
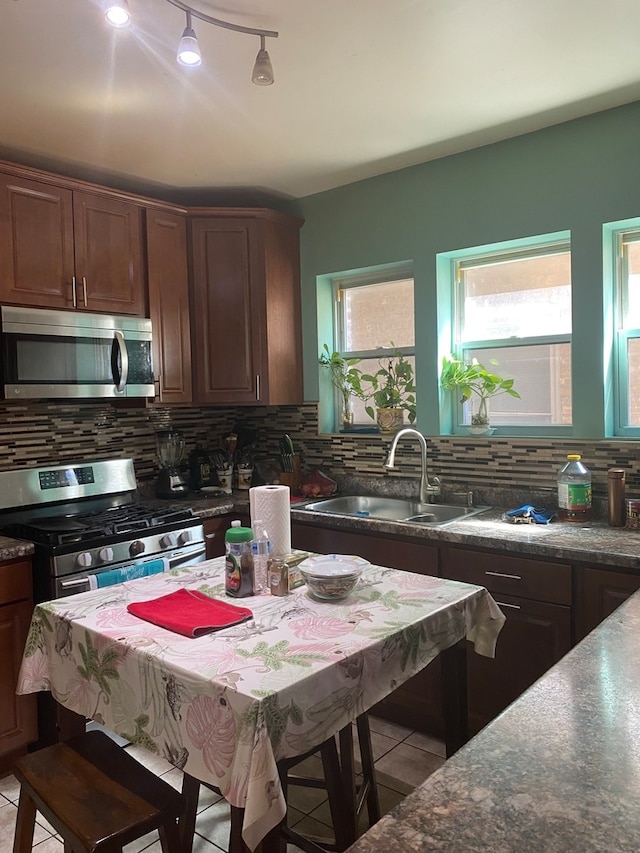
[319,344,367,429]
[361,345,416,433]
[440,355,520,435]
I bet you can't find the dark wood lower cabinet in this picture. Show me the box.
[203,514,250,559]
[291,522,444,735]
[464,593,571,734]
[575,566,640,642]
[0,558,37,771]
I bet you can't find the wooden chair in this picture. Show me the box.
[181,713,380,853]
[12,730,185,853]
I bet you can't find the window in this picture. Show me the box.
[451,238,572,428]
[615,229,640,429]
[333,268,415,426]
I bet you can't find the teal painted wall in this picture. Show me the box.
[287,100,640,438]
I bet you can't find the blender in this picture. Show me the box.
[155,430,189,498]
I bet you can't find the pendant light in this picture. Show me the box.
[176,11,201,67]
[104,0,131,28]
[251,35,274,86]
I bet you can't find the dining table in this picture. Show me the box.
[16,556,505,852]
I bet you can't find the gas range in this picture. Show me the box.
[0,458,205,600]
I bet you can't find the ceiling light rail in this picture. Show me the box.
[104,0,278,84]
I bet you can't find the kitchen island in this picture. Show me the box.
[346,586,640,853]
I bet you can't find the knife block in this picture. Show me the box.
[279,454,301,494]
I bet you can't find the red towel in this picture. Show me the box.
[127,589,253,637]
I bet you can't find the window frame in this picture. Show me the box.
[325,263,415,431]
[613,226,640,436]
[438,232,573,437]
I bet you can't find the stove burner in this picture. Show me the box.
[2,503,198,547]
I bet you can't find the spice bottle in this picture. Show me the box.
[268,557,289,596]
[607,468,626,527]
[225,520,254,597]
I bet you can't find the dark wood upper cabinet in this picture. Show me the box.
[189,209,303,406]
[72,191,145,315]
[0,166,145,316]
[146,208,192,404]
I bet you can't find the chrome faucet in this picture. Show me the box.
[384,427,441,504]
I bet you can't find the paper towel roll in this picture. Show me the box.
[250,485,291,557]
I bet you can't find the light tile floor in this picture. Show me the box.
[0,716,446,852]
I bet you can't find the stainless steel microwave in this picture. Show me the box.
[0,306,155,399]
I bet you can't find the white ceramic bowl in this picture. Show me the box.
[299,555,369,601]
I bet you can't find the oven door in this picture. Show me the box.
[1,306,154,399]
[55,542,207,598]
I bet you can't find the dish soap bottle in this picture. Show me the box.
[557,454,592,522]
[225,520,254,597]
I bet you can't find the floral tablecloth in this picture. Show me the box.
[17,557,505,851]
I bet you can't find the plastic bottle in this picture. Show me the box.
[251,519,270,594]
[607,468,626,527]
[557,454,592,522]
[225,520,254,597]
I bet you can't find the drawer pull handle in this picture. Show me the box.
[495,601,521,610]
[485,570,522,580]
[205,533,217,539]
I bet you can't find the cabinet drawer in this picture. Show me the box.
[0,559,32,605]
[442,546,571,605]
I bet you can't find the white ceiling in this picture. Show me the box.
[3,0,640,200]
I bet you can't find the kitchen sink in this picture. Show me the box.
[301,495,491,526]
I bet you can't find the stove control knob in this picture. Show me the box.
[98,547,114,564]
[129,540,145,557]
[76,552,92,568]
[177,530,192,546]
[160,533,177,549]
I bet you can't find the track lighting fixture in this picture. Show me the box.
[104,0,278,85]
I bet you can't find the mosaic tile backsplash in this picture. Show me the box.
[0,400,638,517]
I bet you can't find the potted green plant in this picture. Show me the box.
[319,344,367,429]
[440,355,520,434]
[361,346,416,433]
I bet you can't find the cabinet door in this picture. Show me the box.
[0,599,37,763]
[575,567,640,642]
[464,593,571,734]
[291,523,438,574]
[146,209,192,403]
[0,172,75,308]
[190,217,263,404]
[72,191,145,315]
[204,514,250,559]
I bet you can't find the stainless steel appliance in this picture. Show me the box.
[0,458,205,602]
[155,430,188,499]
[0,306,155,399]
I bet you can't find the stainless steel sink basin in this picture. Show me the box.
[301,495,491,526]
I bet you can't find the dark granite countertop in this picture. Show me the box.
[290,504,640,571]
[346,588,640,853]
[0,534,34,561]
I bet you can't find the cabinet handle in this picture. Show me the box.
[154,374,162,400]
[72,276,77,308]
[205,533,217,539]
[485,570,522,581]
[494,601,521,610]
[255,374,260,401]
[81,276,88,307]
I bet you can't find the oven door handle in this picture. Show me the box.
[165,546,207,570]
[111,331,129,394]
[59,576,91,593]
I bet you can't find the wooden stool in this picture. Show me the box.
[181,713,380,853]
[12,730,185,853]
